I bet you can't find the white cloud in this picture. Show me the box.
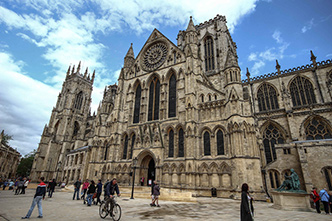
[0,51,58,155]
[326,53,332,58]
[301,18,314,33]
[248,52,257,61]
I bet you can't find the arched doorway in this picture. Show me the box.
[139,155,155,186]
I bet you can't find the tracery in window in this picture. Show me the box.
[122,135,128,159]
[216,129,225,155]
[74,91,83,110]
[289,76,316,106]
[203,131,211,156]
[269,170,280,189]
[204,36,215,71]
[305,117,332,140]
[263,124,284,164]
[257,83,279,111]
[178,128,184,157]
[168,74,176,118]
[133,84,141,123]
[148,77,160,121]
[168,129,174,157]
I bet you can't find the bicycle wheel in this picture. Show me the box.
[111,204,122,221]
[99,202,109,219]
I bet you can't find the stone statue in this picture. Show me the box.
[276,168,301,191]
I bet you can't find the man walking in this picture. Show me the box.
[21,177,46,219]
[96,179,103,205]
[73,178,82,200]
[319,188,330,215]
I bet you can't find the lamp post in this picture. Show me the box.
[130,157,138,199]
[55,161,62,182]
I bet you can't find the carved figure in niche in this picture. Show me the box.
[276,168,301,192]
[281,81,291,108]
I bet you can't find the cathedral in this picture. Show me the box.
[30,15,332,199]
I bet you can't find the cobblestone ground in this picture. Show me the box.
[0,188,331,220]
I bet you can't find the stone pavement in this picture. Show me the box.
[0,188,331,221]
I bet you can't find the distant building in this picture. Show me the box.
[30,15,332,199]
[0,130,21,179]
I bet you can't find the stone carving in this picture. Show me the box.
[141,41,168,71]
[276,169,303,192]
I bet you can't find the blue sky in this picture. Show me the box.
[0,0,331,155]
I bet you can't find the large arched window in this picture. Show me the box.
[323,167,332,190]
[133,84,141,123]
[216,129,225,155]
[305,117,332,140]
[257,83,279,111]
[168,74,176,118]
[168,129,174,157]
[148,77,160,121]
[74,91,83,110]
[203,131,211,156]
[263,124,284,164]
[289,76,316,106]
[73,121,79,136]
[204,36,215,71]
[129,134,135,159]
[269,170,280,189]
[122,135,128,159]
[178,128,184,157]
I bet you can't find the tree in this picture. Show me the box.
[1,130,13,145]
[16,150,36,177]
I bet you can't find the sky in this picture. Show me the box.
[0,0,331,156]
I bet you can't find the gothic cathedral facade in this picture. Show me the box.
[31,15,332,199]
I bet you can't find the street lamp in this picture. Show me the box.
[130,157,138,199]
[55,161,62,182]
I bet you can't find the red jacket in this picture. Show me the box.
[311,190,320,203]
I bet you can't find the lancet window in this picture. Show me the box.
[168,129,174,157]
[216,129,225,155]
[204,36,215,71]
[73,121,79,136]
[133,85,141,123]
[168,74,176,118]
[148,77,160,121]
[263,124,284,164]
[122,135,128,159]
[130,134,135,159]
[289,76,316,106]
[203,131,211,156]
[257,83,279,111]
[178,128,184,157]
[305,117,332,140]
[74,91,83,110]
[269,170,280,189]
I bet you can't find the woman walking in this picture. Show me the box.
[240,183,254,221]
[86,180,96,206]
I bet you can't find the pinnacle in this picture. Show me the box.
[186,16,196,31]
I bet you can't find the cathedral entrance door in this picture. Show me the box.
[147,159,155,186]
[139,155,155,186]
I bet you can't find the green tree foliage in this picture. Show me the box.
[16,150,36,177]
[1,131,13,145]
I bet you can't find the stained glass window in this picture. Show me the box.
[290,76,316,106]
[130,134,135,159]
[122,135,128,159]
[204,36,215,71]
[133,85,141,123]
[168,129,174,157]
[169,74,176,118]
[305,117,332,140]
[204,131,211,156]
[263,124,284,164]
[74,91,83,110]
[178,128,184,157]
[257,83,279,111]
[217,130,225,155]
[148,77,160,121]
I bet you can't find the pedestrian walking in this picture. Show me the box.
[8,180,14,191]
[48,179,56,198]
[96,179,102,205]
[310,187,321,213]
[140,177,145,186]
[319,188,330,215]
[240,183,254,221]
[150,181,160,207]
[329,191,332,214]
[21,177,29,194]
[21,177,46,219]
[16,178,24,195]
[86,180,96,206]
[150,180,156,206]
[81,179,89,200]
[73,178,82,200]
[3,180,8,190]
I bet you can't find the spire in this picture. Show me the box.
[125,43,134,58]
[71,65,75,74]
[92,70,95,83]
[246,67,251,82]
[186,16,195,31]
[77,61,81,74]
[84,67,88,78]
[276,60,281,74]
[67,65,71,76]
[310,50,317,67]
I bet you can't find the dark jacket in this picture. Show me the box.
[34,182,46,198]
[240,191,253,221]
[49,181,56,190]
[97,182,102,193]
[74,180,81,190]
[151,182,155,195]
[87,184,96,194]
[105,181,120,196]
[153,184,160,196]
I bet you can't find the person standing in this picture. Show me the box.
[151,181,160,207]
[21,177,29,194]
[21,177,46,219]
[96,179,102,205]
[240,183,253,221]
[319,188,330,215]
[329,191,332,214]
[140,177,145,186]
[150,180,156,206]
[86,180,96,206]
[311,187,321,213]
[48,179,56,198]
[73,178,82,200]
[81,179,89,200]
[16,178,24,194]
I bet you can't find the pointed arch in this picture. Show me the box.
[303,115,332,140]
[163,163,170,173]
[74,91,83,110]
[73,121,80,136]
[204,35,215,71]
[168,71,177,118]
[262,123,285,164]
[257,82,279,111]
[122,134,129,159]
[168,128,174,157]
[203,130,211,156]
[178,127,184,157]
[216,129,225,155]
[148,75,160,121]
[133,83,142,123]
[289,75,316,106]
[129,133,136,159]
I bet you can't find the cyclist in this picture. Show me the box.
[104,178,121,210]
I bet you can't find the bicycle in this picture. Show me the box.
[99,196,121,220]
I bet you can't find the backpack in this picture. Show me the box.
[103,181,110,193]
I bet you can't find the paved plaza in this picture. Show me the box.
[0,187,330,221]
